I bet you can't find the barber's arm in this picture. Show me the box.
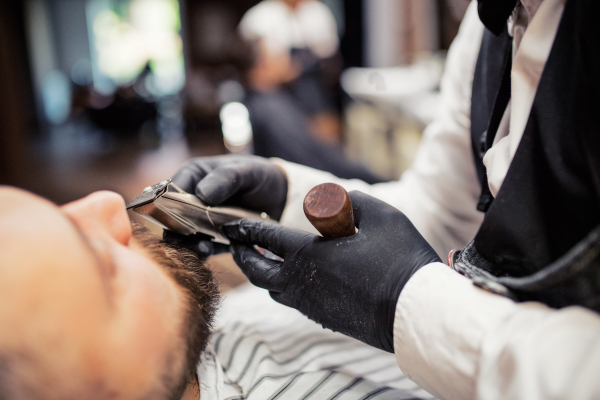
[222,204,600,400]
[221,190,441,353]
[271,1,486,257]
[395,263,600,400]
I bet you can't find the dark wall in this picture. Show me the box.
[181,0,260,68]
[437,0,463,51]
[0,1,36,185]
[340,0,364,67]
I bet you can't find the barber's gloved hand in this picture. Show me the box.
[164,155,288,257]
[221,191,441,353]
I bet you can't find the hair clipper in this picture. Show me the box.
[126,180,270,244]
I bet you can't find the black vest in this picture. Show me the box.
[453,0,600,312]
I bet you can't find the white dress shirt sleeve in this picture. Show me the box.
[273,1,485,258]
[394,263,600,400]
[391,2,600,399]
[271,2,600,399]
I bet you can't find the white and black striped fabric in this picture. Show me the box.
[197,284,436,400]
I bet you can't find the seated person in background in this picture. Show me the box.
[240,38,385,184]
[239,0,342,143]
[0,187,434,400]
[238,0,386,184]
[244,74,386,184]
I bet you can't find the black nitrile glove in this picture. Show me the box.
[164,155,288,257]
[222,191,441,353]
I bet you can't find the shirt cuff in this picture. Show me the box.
[393,262,518,400]
[271,158,340,233]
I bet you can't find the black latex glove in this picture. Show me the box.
[221,191,441,353]
[164,155,288,257]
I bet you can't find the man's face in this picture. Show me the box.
[0,187,218,399]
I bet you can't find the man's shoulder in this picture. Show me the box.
[197,284,436,400]
[239,1,290,38]
[243,0,289,21]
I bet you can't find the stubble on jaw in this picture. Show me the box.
[131,223,220,400]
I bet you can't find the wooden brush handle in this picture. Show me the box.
[303,183,355,238]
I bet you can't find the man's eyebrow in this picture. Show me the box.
[63,215,116,306]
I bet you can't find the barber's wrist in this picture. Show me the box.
[386,257,441,352]
[270,163,288,221]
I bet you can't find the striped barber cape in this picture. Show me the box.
[196,283,436,400]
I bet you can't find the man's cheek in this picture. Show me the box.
[113,249,183,334]
[107,252,184,379]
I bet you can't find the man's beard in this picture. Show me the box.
[131,223,220,400]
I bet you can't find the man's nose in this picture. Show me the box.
[62,191,132,246]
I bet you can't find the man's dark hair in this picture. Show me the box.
[132,223,220,400]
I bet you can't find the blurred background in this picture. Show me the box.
[0,0,469,205]
[0,0,469,286]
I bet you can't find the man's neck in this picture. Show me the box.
[180,377,200,400]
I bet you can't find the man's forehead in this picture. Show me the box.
[0,187,63,217]
[0,186,42,205]
[0,188,91,274]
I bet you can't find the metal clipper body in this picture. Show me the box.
[126,180,270,244]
